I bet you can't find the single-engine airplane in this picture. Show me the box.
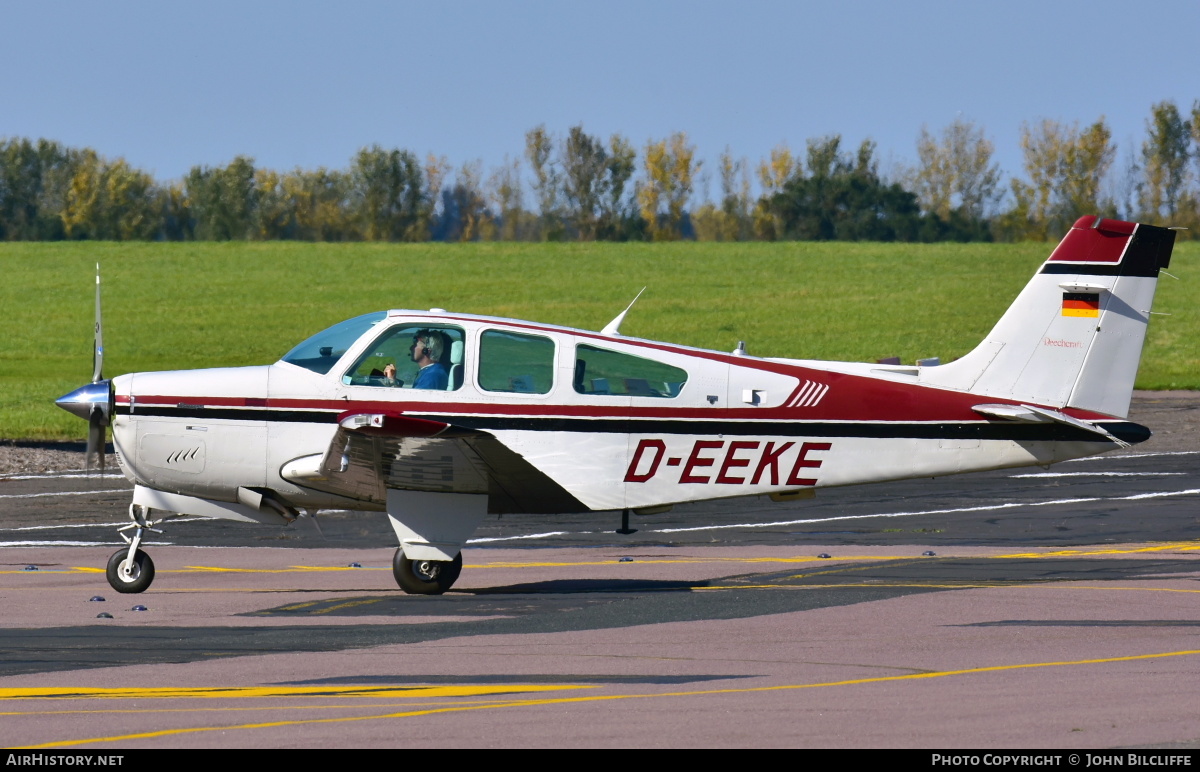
[56,216,1177,595]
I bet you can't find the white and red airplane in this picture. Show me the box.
[56,216,1177,595]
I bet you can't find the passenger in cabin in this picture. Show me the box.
[384,329,449,390]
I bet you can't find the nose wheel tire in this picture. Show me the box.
[106,548,155,593]
[392,548,462,595]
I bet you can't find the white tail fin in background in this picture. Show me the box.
[921,217,1176,418]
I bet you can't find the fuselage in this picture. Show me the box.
[109,309,1143,515]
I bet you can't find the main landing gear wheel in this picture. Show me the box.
[392,548,462,595]
[106,548,155,593]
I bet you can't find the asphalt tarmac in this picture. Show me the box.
[0,395,1197,749]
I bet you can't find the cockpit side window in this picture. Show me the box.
[478,329,555,394]
[343,325,465,391]
[280,311,387,375]
[573,344,688,398]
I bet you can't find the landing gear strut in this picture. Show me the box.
[392,547,462,595]
[106,504,164,593]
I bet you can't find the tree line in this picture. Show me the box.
[2,100,1198,243]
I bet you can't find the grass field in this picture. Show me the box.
[3,239,1197,440]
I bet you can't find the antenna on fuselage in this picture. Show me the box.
[600,287,646,337]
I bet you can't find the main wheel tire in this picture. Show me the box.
[392,548,462,595]
[106,548,155,593]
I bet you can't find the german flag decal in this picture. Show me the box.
[1062,292,1101,317]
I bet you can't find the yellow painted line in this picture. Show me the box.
[182,566,382,574]
[701,582,1013,591]
[180,545,1193,572]
[782,557,916,581]
[9,566,383,577]
[184,566,272,573]
[999,542,1200,558]
[474,555,898,569]
[30,549,1195,579]
[273,600,324,611]
[0,696,523,719]
[114,588,321,594]
[474,560,684,568]
[19,648,1200,749]
[1,567,106,575]
[0,684,590,701]
[289,566,379,572]
[1051,585,1200,594]
[700,582,1200,593]
[310,598,384,615]
[1,557,897,576]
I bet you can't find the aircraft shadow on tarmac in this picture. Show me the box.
[468,578,700,594]
[248,579,701,619]
[3,556,1195,678]
[244,555,1198,619]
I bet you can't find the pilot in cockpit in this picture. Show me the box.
[384,329,449,390]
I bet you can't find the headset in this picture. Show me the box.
[413,329,445,363]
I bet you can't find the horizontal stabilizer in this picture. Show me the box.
[971,404,1054,423]
[972,403,1131,448]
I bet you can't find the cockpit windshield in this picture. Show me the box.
[279,311,386,374]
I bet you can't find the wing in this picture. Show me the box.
[281,411,588,514]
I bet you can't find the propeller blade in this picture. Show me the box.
[92,264,104,384]
[86,406,106,474]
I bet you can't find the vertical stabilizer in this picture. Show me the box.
[921,217,1175,418]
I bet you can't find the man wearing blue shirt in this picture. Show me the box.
[385,330,449,390]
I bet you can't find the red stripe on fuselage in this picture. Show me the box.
[123,383,1121,424]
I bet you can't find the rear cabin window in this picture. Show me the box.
[573,344,688,398]
[478,329,554,394]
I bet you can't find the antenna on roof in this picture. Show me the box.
[601,287,646,336]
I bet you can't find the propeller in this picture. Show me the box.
[92,263,104,384]
[87,264,108,473]
[55,264,112,474]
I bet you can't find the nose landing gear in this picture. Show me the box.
[106,504,164,594]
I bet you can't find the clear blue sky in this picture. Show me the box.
[4,0,1197,201]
